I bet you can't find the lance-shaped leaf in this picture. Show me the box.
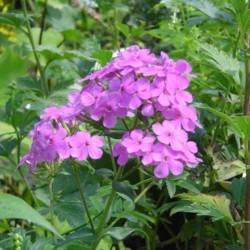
[193,103,244,138]
[0,193,61,237]
[173,193,234,223]
[199,43,243,85]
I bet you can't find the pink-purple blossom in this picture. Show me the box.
[67,131,103,161]
[18,45,201,179]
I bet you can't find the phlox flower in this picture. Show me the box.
[162,105,202,132]
[141,143,164,166]
[151,77,175,107]
[68,131,103,161]
[113,143,128,166]
[18,45,201,178]
[128,77,151,110]
[153,145,184,178]
[90,92,127,128]
[18,122,70,171]
[114,45,157,74]
[109,73,135,108]
[121,129,155,154]
[152,120,188,151]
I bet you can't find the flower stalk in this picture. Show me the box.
[244,33,250,249]
[72,163,95,233]
[90,165,123,250]
[20,0,49,97]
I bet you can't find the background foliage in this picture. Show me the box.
[0,0,249,249]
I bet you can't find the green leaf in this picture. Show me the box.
[123,210,155,225]
[176,193,234,222]
[0,49,27,107]
[55,228,96,249]
[116,23,130,37]
[90,196,104,213]
[0,137,17,156]
[35,45,94,62]
[93,50,113,67]
[95,168,114,177]
[225,244,242,250]
[16,77,44,94]
[232,178,246,209]
[47,5,76,32]
[157,201,179,215]
[55,196,85,227]
[0,194,61,237]
[176,181,201,194]
[104,227,135,240]
[180,0,219,18]
[193,103,244,138]
[112,181,135,202]
[165,179,176,198]
[199,43,243,85]
[29,238,53,250]
[35,45,63,61]
[213,160,245,181]
[232,116,250,140]
[0,13,34,27]
[61,29,82,42]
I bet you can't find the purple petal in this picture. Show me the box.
[130,129,143,141]
[118,152,128,165]
[110,77,121,91]
[169,160,184,175]
[103,113,117,128]
[113,143,123,157]
[71,147,88,161]
[88,145,103,159]
[91,108,105,121]
[141,104,154,117]
[55,140,70,160]
[81,92,95,106]
[116,107,128,118]
[152,123,163,135]
[91,136,104,147]
[158,94,170,106]
[141,153,153,165]
[154,162,169,179]
[53,127,67,140]
[129,96,141,110]
[140,143,153,152]
[175,59,192,74]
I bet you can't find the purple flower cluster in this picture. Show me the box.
[18,45,201,178]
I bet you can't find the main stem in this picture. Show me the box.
[72,164,95,233]
[20,0,49,97]
[90,166,123,250]
[49,177,57,242]
[244,34,250,249]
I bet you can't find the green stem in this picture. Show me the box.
[106,181,154,230]
[72,164,95,233]
[38,0,48,45]
[234,225,244,246]
[10,92,39,206]
[233,30,241,58]
[211,81,231,146]
[122,119,130,130]
[107,136,117,173]
[90,166,123,250]
[112,0,119,50]
[20,0,49,97]
[244,32,250,250]
[134,182,153,203]
[49,177,57,242]
[121,163,140,180]
[132,111,139,129]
